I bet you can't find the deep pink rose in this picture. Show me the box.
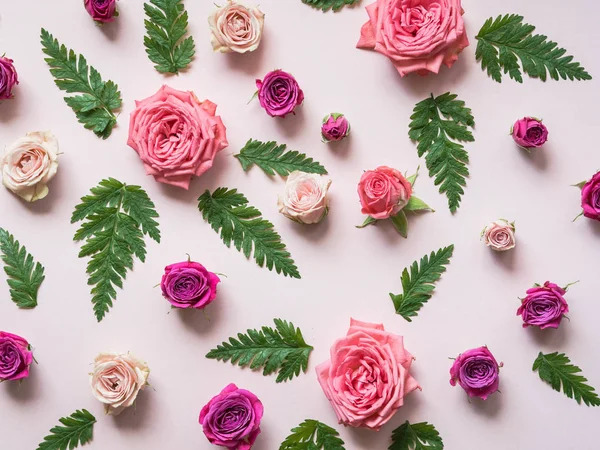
[321,113,350,143]
[255,70,304,118]
[450,346,501,400]
[316,319,420,431]
[84,0,118,23]
[580,171,600,221]
[161,260,220,309]
[128,85,228,189]
[358,166,412,219]
[0,56,19,100]
[0,331,33,381]
[357,0,469,77]
[512,117,548,149]
[199,383,264,450]
[517,282,569,330]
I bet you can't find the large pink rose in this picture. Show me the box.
[358,166,412,219]
[316,319,420,431]
[357,0,469,77]
[128,85,228,189]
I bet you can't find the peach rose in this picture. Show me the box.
[127,85,228,189]
[90,352,150,415]
[208,1,265,54]
[357,0,469,77]
[316,319,420,431]
[358,166,412,219]
[1,131,59,202]
[277,172,331,224]
[482,220,516,252]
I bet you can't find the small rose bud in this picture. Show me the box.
[481,219,516,252]
[511,117,548,150]
[321,113,350,143]
[84,0,118,24]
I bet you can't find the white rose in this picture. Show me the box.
[208,1,265,54]
[1,131,59,202]
[278,171,332,224]
[482,220,516,251]
[90,352,150,416]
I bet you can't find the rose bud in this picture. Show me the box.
[200,383,264,450]
[321,113,350,143]
[209,1,265,54]
[90,352,150,415]
[450,346,502,400]
[278,172,331,225]
[255,70,304,118]
[578,171,600,221]
[84,0,118,23]
[511,117,548,150]
[0,331,33,382]
[161,260,220,309]
[517,281,570,329]
[481,220,516,252]
[0,56,19,100]
[357,166,412,219]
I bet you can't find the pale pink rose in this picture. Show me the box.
[358,166,412,219]
[482,220,516,252]
[357,0,469,77]
[127,85,228,189]
[1,131,59,202]
[278,172,331,224]
[316,319,420,431]
[208,1,265,53]
[90,352,150,415]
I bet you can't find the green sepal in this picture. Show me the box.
[356,216,377,229]
[404,196,434,213]
[390,211,408,238]
[406,166,420,187]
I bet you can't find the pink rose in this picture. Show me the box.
[208,1,265,54]
[0,56,19,100]
[255,70,304,118]
[357,0,469,77]
[161,260,220,309]
[517,282,569,330]
[316,319,420,431]
[321,113,350,143]
[450,346,501,400]
[277,172,332,224]
[481,220,516,252]
[84,0,118,23]
[580,171,600,221]
[511,117,548,149]
[358,166,412,219]
[128,85,228,189]
[0,331,33,381]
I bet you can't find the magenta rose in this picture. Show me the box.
[128,85,228,189]
[84,0,118,23]
[358,166,412,219]
[161,260,220,309]
[580,171,600,221]
[0,56,19,100]
[0,331,33,381]
[517,282,569,330]
[450,346,501,400]
[255,70,304,118]
[321,113,350,143]
[511,117,548,149]
[199,383,264,450]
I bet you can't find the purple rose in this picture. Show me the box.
[580,171,600,221]
[199,383,264,450]
[161,260,220,309]
[84,0,118,23]
[511,117,548,149]
[0,331,33,381]
[517,282,569,329]
[450,346,501,400]
[255,70,304,118]
[0,56,19,100]
[321,113,350,143]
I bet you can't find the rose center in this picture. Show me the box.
[393,2,441,38]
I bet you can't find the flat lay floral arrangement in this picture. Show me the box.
[1,0,599,449]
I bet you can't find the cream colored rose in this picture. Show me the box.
[482,220,516,251]
[278,172,331,224]
[208,1,265,53]
[90,352,150,416]
[1,131,58,202]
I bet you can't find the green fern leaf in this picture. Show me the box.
[533,352,600,407]
[36,409,96,450]
[40,28,122,139]
[235,139,327,177]
[197,188,300,278]
[206,319,313,383]
[409,93,474,213]
[475,14,592,83]
[390,421,444,450]
[301,0,360,12]
[0,228,45,308]
[72,178,161,321]
[144,0,195,74]
[390,245,454,321]
[280,419,345,450]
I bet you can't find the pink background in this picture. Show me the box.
[1,0,599,448]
